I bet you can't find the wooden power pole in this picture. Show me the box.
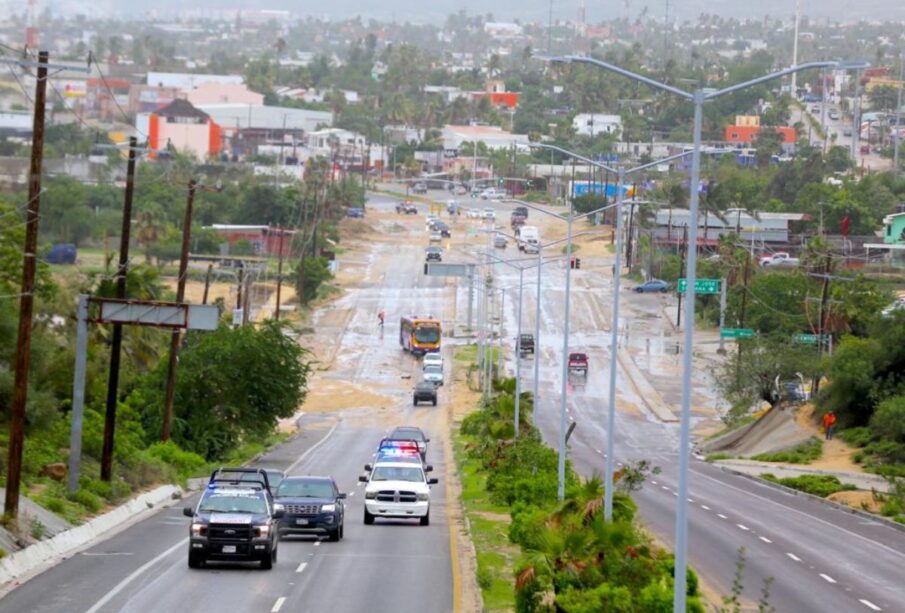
[100,136,138,481]
[161,180,197,441]
[5,51,49,518]
[275,228,285,320]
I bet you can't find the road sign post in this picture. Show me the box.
[68,298,219,491]
[720,328,755,339]
[677,278,721,294]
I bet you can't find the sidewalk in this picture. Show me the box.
[713,458,891,492]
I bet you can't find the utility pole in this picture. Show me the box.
[201,264,213,304]
[791,0,801,94]
[161,180,197,441]
[813,253,833,396]
[100,136,138,481]
[5,50,48,518]
[274,228,285,320]
[894,51,903,177]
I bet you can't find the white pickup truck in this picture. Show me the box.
[360,460,437,526]
[518,225,540,252]
[760,252,800,268]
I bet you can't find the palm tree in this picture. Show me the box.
[486,53,503,79]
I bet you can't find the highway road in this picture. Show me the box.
[480,204,905,612]
[0,193,459,613]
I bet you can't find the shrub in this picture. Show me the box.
[30,518,46,540]
[760,473,856,498]
[67,489,104,514]
[840,427,873,448]
[146,441,208,479]
[752,437,823,464]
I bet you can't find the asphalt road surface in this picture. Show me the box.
[0,193,457,613]
[480,206,905,612]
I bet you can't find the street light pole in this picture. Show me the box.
[894,52,903,177]
[533,242,542,426]
[515,267,524,436]
[557,211,574,501]
[603,166,625,521]
[547,54,841,613]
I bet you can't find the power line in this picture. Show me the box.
[88,51,148,140]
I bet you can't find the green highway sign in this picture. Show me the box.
[720,328,755,339]
[677,278,721,295]
[793,333,830,345]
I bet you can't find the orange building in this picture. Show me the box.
[724,124,796,145]
[148,99,222,160]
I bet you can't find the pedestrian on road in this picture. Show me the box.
[378,310,385,327]
[823,410,837,440]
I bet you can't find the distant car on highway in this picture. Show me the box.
[494,234,507,248]
[422,363,444,386]
[346,208,365,218]
[425,247,442,262]
[634,279,670,293]
[429,230,442,243]
[760,252,799,268]
[412,182,428,194]
[435,222,451,238]
[396,201,418,214]
[480,187,507,200]
[422,352,443,369]
[516,333,535,355]
[275,476,345,542]
[413,381,438,406]
[466,208,482,219]
[568,352,589,375]
[828,110,840,120]
[483,208,496,220]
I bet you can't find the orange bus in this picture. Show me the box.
[400,316,441,355]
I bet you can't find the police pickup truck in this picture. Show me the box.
[360,444,438,526]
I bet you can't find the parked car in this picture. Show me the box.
[483,208,496,220]
[634,279,670,293]
[480,187,507,200]
[275,476,345,542]
[346,208,365,218]
[828,110,841,120]
[412,182,428,194]
[568,352,589,375]
[413,381,438,406]
[761,252,800,268]
[516,333,535,355]
[493,234,507,248]
[46,243,76,265]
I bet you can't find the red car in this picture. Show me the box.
[568,352,588,374]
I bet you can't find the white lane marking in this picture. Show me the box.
[737,524,749,531]
[285,420,342,473]
[701,505,711,511]
[672,492,678,497]
[651,480,658,485]
[787,553,801,562]
[759,536,773,544]
[85,538,188,613]
[717,513,728,519]
[661,485,669,491]
[271,596,287,612]
[859,599,882,611]
[314,540,321,547]
[348,492,355,497]
[688,498,694,503]
[819,573,837,584]
[81,552,134,556]
[693,467,905,561]
[296,562,308,574]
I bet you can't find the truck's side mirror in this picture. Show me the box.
[359,474,369,483]
[427,478,439,485]
[183,506,194,517]
[364,463,372,471]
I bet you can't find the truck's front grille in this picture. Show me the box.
[208,524,253,540]
[375,490,418,503]
[284,504,320,515]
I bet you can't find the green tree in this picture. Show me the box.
[295,256,333,303]
[140,321,311,460]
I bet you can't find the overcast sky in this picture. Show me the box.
[32,0,905,23]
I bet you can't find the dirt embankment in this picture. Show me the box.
[795,404,862,473]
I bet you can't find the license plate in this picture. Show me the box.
[295,518,308,525]
[222,545,236,553]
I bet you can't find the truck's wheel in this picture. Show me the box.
[261,550,273,570]
[364,508,375,525]
[420,510,430,526]
[432,398,437,406]
[188,552,204,569]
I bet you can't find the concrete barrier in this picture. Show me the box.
[0,484,182,587]
[617,348,678,422]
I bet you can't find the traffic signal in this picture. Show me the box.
[498,177,504,186]
[570,257,581,270]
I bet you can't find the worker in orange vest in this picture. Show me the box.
[822,410,837,440]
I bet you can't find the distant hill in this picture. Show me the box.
[41,0,905,24]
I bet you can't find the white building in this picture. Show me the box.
[146,72,244,89]
[572,113,622,137]
[442,125,530,153]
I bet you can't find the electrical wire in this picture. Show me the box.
[89,51,148,140]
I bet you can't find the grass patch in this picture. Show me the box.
[706,452,734,462]
[759,473,856,498]
[454,430,517,611]
[753,437,823,464]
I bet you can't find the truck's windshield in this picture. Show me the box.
[198,491,268,514]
